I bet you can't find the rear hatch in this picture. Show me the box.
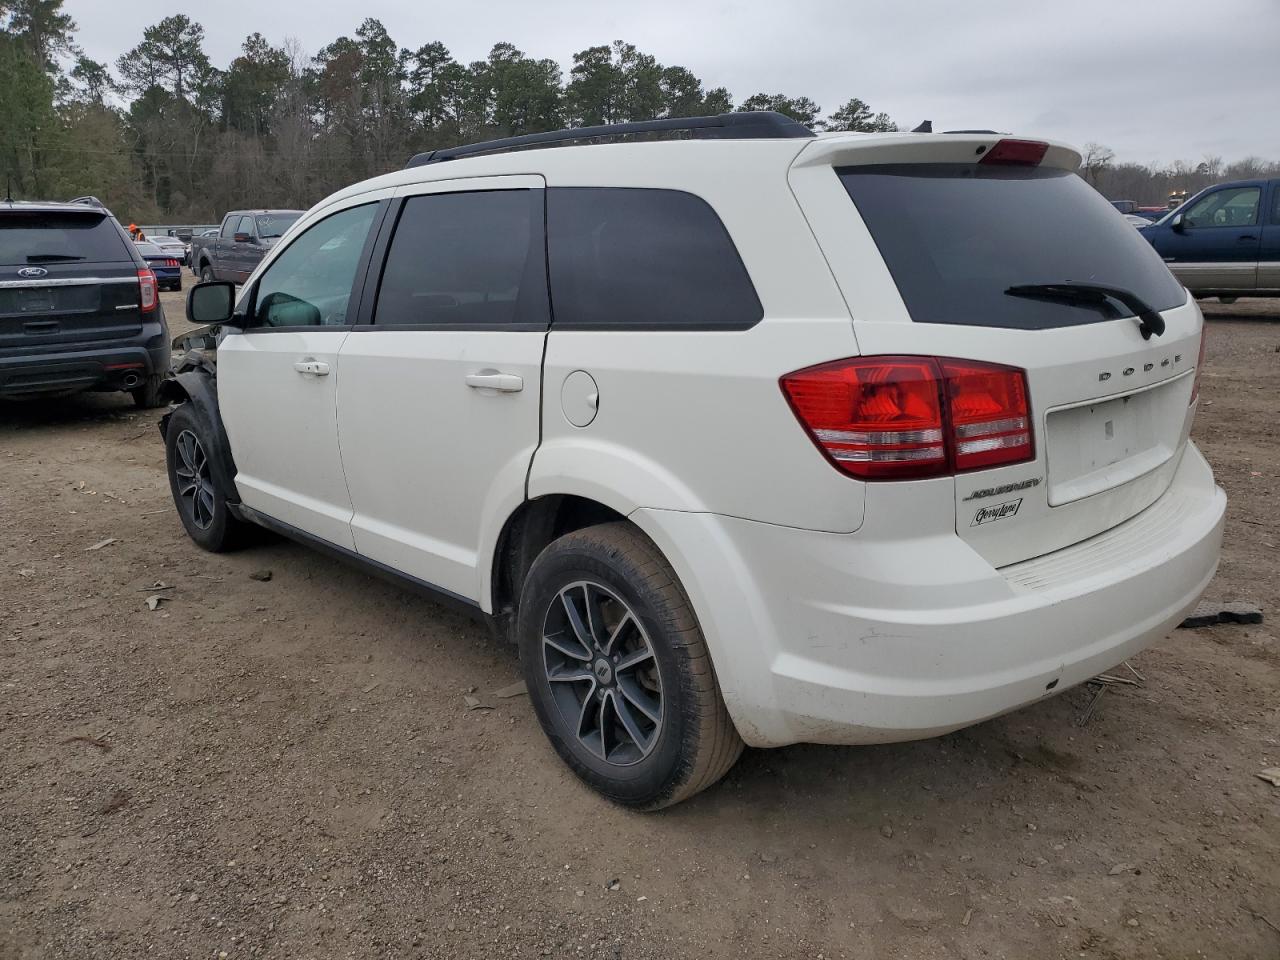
[0,208,145,352]
[789,135,1202,566]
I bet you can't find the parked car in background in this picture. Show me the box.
[1139,178,1280,298]
[148,234,190,267]
[1110,199,1139,214]
[1124,214,1151,227]
[160,115,1223,809]
[1,197,169,407]
[134,240,184,291]
[191,209,304,284]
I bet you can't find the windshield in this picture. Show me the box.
[0,212,132,265]
[838,164,1186,330]
[256,213,301,238]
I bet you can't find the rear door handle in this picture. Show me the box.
[293,359,330,376]
[465,371,524,393]
[1238,235,1258,242]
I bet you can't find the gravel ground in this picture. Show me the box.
[1,277,1277,959]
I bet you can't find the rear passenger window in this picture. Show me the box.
[373,190,547,328]
[547,188,761,329]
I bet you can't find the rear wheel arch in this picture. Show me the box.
[489,494,629,640]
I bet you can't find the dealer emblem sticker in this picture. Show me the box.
[971,498,1022,526]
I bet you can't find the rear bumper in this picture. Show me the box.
[637,442,1225,748]
[0,317,170,397]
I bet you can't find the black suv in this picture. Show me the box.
[0,198,169,407]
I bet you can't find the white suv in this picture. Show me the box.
[162,112,1226,809]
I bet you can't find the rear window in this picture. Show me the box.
[256,213,300,238]
[0,212,132,266]
[547,187,762,329]
[838,165,1186,330]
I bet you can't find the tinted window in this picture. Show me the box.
[838,165,1186,330]
[1181,186,1260,228]
[257,213,300,238]
[0,212,131,265]
[252,204,377,328]
[547,188,761,328]
[235,215,255,237]
[374,190,547,328]
[219,217,238,240]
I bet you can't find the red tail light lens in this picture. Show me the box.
[781,356,1033,480]
[137,268,157,313]
[165,258,179,267]
[979,139,1049,166]
[940,360,1033,470]
[780,357,945,478]
[1190,326,1207,405]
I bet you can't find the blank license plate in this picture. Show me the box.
[19,288,54,312]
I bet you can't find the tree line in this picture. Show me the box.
[1081,143,1280,208]
[1,4,895,221]
[2,2,1275,223]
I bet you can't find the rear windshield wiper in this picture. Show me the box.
[1005,282,1166,340]
[26,253,85,262]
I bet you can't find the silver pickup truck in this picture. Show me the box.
[190,209,303,285]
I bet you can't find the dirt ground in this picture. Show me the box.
[2,276,1277,960]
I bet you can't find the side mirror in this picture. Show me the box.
[233,231,254,243]
[187,280,237,326]
[1171,213,1186,233]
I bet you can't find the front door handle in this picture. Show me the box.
[1237,235,1257,242]
[465,371,523,393]
[294,359,330,376]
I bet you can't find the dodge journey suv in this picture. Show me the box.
[160,112,1226,809]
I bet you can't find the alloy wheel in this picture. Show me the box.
[174,429,215,530]
[541,581,664,765]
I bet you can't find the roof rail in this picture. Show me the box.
[405,111,815,168]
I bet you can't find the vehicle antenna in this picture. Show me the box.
[3,176,13,203]
[911,120,933,133]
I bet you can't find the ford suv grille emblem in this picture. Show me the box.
[17,266,48,278]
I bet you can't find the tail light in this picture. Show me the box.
[979,139,1048,166]
[1190,326,1207,405]
[780,356,1033,480]
[137,268,157,313]
[165,258,179,267]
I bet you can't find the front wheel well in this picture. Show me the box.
[491,495,628,641]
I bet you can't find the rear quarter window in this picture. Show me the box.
[547,187,762,329]
[0,212,132,265]
[837,164,1187,330]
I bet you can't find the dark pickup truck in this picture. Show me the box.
[191,209,303,284]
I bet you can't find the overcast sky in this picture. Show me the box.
[64,0,1280,165]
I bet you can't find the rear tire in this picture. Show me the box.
[131,374,165,409]
[517,522,743,809]
[164,402,251,552]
